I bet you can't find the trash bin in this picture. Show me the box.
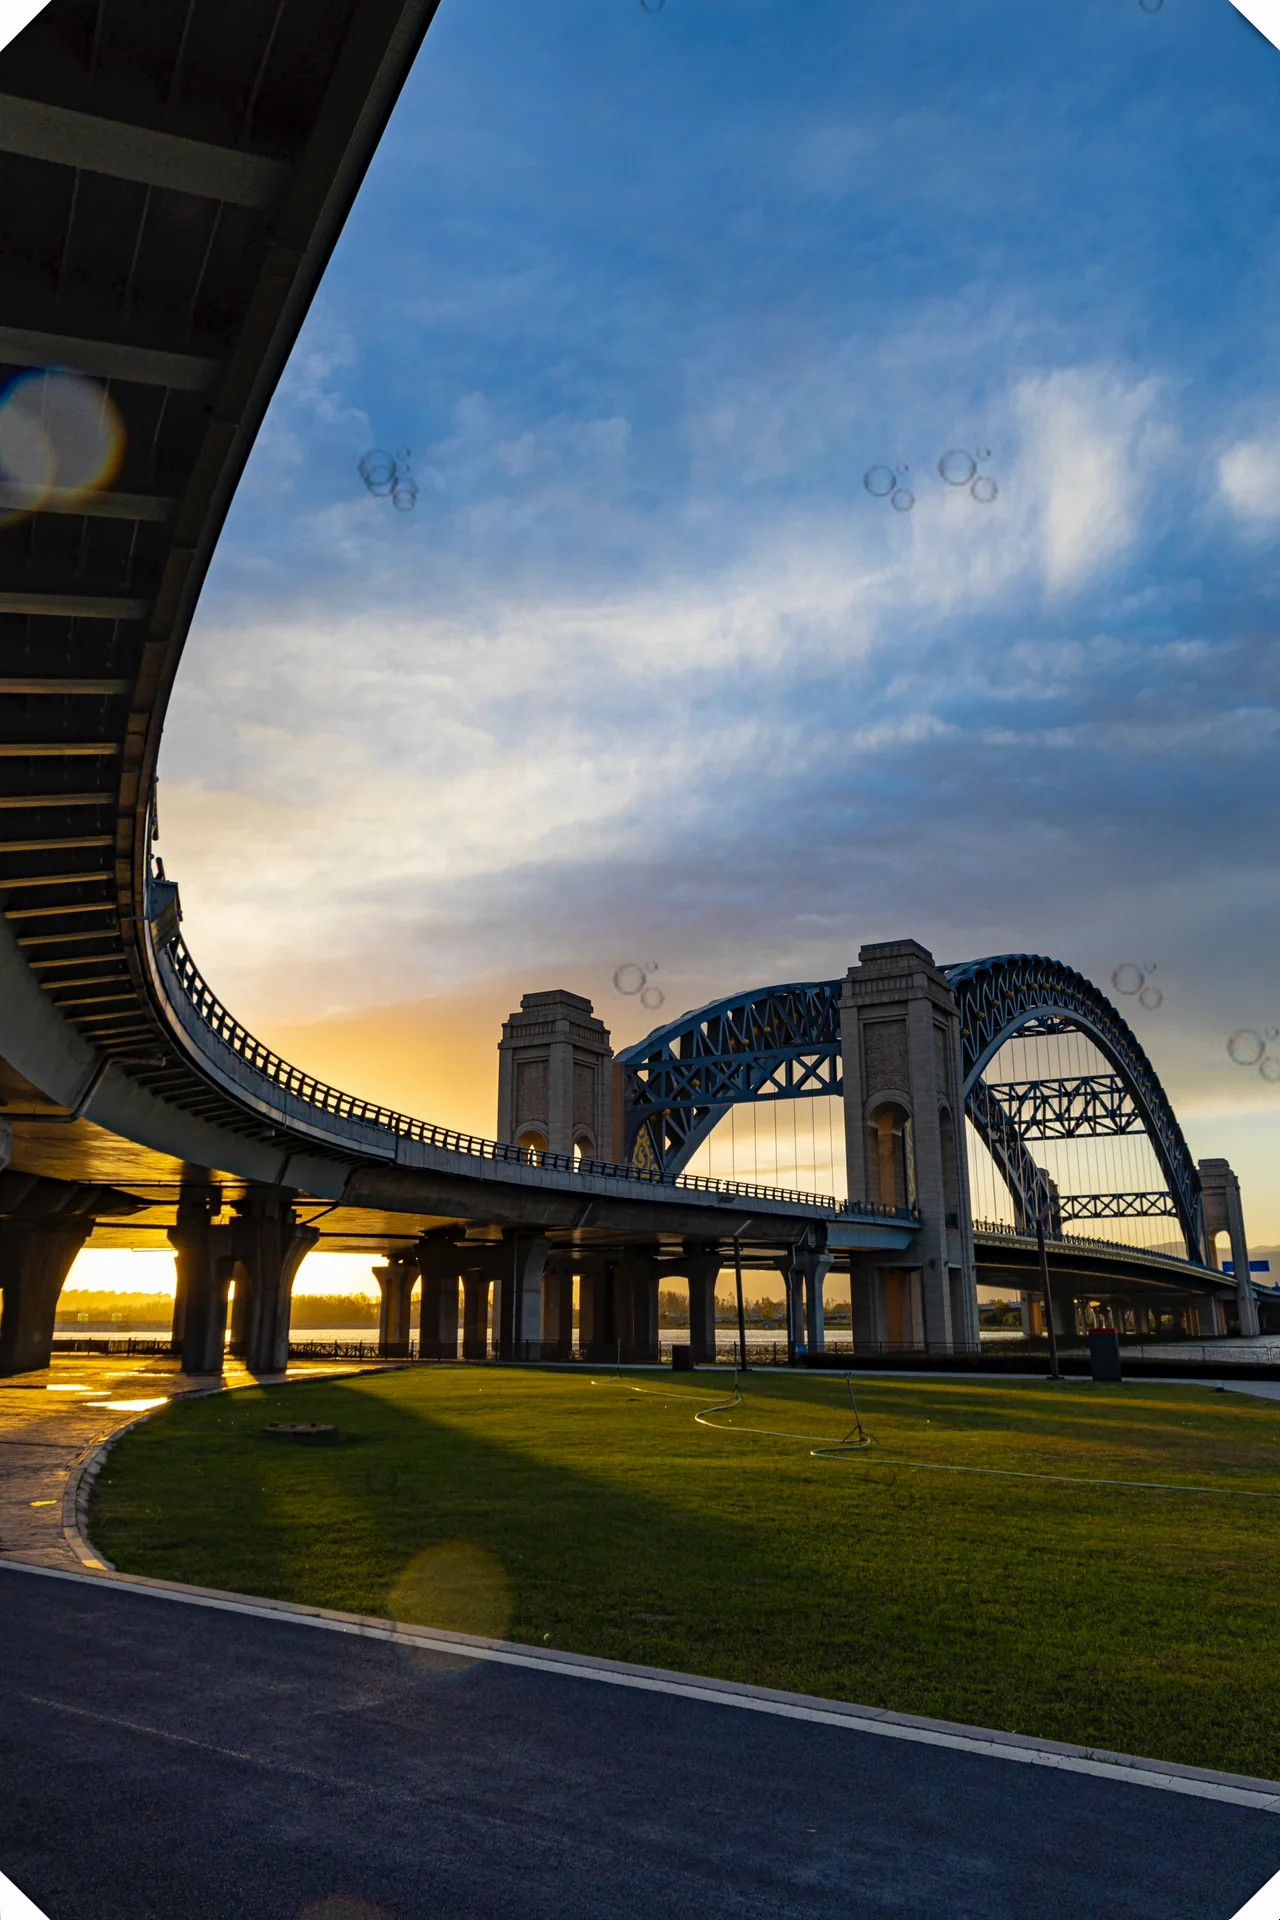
[1088,1329,1122,1383]
[671,1344,693,1371]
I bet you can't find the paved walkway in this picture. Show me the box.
[0,1352,381,1570]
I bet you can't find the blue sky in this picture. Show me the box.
[158,0,1280,1220]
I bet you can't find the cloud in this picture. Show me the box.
[1218,429,1280,523]
[1013,368,1170,593]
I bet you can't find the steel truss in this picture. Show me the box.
[615,952,1203,1265]
[984,1075,1142,1140]
[1058,1192,1179,1222]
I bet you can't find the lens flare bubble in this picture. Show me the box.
[645,961,659,973]
[641,0,665,11]
[1261,1056,1280,1084]
[864,465,896,498]
[613,963,646,995]
[391,478,418,513]
[0,369,125,525]
[1138,984,1163,1011]
[939,448,976,487]
[1111,964,1143,996]
[970,474,999,504]
[390,1540,511,1636]
[640,985,665,1011]
[1139,0,1163,12]
[358,450,396,496]
[1227,1029,1266,1067]
[890,487,915,512]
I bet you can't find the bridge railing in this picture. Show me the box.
[971,1217,1207,1270]
[163,935,917,1219]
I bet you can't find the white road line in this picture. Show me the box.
[1228,0,1280,53]
[1232,1865,1280,1918]
[3,1555,1279,1817]
[0,1,47,56]
[0,1867,51,1919]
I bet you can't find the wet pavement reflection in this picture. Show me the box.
[0,1353,383,1570]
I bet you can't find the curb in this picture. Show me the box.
[2,1553,1278,1818]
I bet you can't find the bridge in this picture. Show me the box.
[0,0,1264,1379]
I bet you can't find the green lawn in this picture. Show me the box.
[91,1365,1280,1778]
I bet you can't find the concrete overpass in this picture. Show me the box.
[0,0,1258,1379]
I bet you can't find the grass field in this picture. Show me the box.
[91,1365,1280,1777]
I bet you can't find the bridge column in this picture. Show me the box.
[840,940,978,1354]
[498,1231,550,1360]
[0,1215,94,1377]
[541,1261,575,1359]
[780,1248,831,1355]
[1049,1287,1077,1343]
[461,1272,492,1360]
[168,1184,234,1376]
[1191,1296,1224,1337]
[682,1241,721,1364]
[374,1253,418,1358]
[419,1233,464,1359]
[851,1262,887,1350]
[1198,1159,1260,1338]
[227,1188,319,1375]
[618,1250,660,1364]
[581,1260,635,1361]
[778,1247,829,1358]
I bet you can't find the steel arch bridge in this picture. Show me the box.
[615,954,1204,1264]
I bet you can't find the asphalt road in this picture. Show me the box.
[0,1564,1276,1920]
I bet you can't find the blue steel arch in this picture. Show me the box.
[615,980,843,1176]
[616,953,1202,1262]
[945,953,1202,1261]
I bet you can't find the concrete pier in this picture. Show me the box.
[374,1253,418,1358]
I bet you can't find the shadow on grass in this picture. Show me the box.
[90,1365,1280,1780]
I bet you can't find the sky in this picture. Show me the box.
[150,0,1280,1235]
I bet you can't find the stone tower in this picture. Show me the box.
[497,990,613,1160]
[840,939,978,1351]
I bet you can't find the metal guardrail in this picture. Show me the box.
[163,933,919,1222]
[971,1218,1212,1271]
[52,1336,176,1356]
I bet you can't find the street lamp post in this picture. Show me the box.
[1036,1201,1061,1381]
[733,1239,749,1372]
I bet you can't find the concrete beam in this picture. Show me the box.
[0,482,172,522]
[0,94,289,208]
[0,682,130,698]
[0,837,114,853]
[0,593,149,620]
[0,794,113,810]
[0,743,118,757]
[0,325,218,392]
